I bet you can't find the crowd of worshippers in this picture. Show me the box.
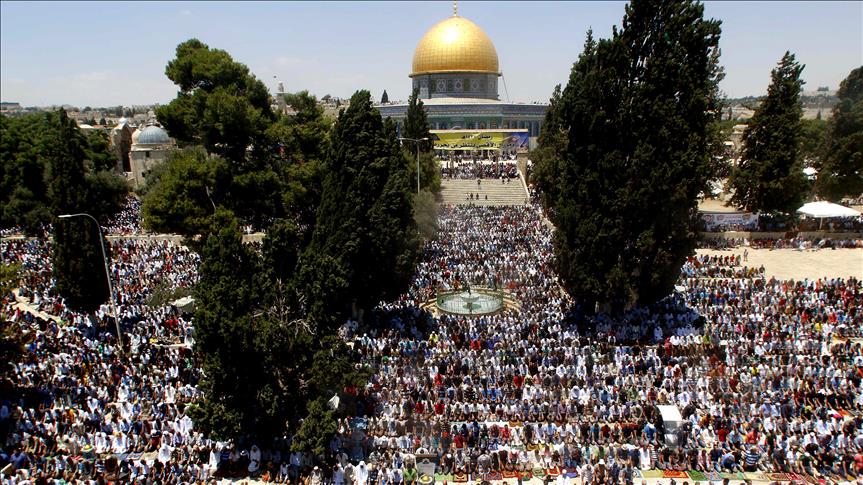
[104,196,143,235]
[0,203,862,484]
[441,162,520,180]
[697,236,863,250]
[1,238,212,483]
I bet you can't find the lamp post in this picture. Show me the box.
[57,213,123,353]
[398,137,429,194]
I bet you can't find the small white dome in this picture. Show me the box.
[136,125,170,145]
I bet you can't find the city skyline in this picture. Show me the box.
[1,0,861,107]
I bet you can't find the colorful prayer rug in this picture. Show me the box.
[663,470,689,479]
[502,471,517,479]
[453,473,468,483]
[687,470,707,481]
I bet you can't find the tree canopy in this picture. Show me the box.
[729,52,808,213]
[1,111,126,234]
[148,41,331,239]
[189,211,369,444]
[299,90,418,330]
[48,110,113,313]
[539,0,723,311]
[815,66,863,201]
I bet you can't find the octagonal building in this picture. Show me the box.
[378,8,548,149]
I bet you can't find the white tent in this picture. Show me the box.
[171,296,196,313]
[797,201,861,218]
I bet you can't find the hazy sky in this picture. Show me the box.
[1,1,861,107]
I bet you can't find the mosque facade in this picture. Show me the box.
[377,9,548,148]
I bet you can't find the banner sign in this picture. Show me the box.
[700,211,759,230]
[431,130,529,151]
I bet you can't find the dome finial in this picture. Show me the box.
[453,0,457,16]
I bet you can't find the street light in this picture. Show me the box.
[399,137,429,194]
[57,213,123,353]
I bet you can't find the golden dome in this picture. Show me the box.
[411,16,500,77]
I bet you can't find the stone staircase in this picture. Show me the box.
[438,178,528,206]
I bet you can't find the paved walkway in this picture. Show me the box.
[696,247,863,280]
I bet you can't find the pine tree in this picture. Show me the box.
[380,90,389,104]
[548,0,723,311]
[729,52,807,213]
[815,66,863,201]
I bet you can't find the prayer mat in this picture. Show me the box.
[744,472,768,481]
[519,471,533,480]
[546,466,561,477]
[719,472,744,480]
[640,470,664,479]
[532,468,546,478]
[509,421,521,427]
[705,471,721,481]
[663,470,689,479]
[526,444,538,452]
[766,473,793,481]
[434,474,452,482]
[564,468,579,478]
[453,473,468,483]
[687,470,707,481]
[502,471,517,479]
[486,471,502,481]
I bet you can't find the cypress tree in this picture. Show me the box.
[547,0,723,311]
[729,52,807,213]
[49,110,111,313]
[300,90,417,329]
[404,88,432,152]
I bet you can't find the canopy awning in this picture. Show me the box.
[797,201,861,218]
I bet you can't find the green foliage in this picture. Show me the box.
[403,88,432,152]
[84,130,116,172]
[0,264,29,380]
[729,52,808,213]
[150,41,330,236]
[300,91,418,330]
[192,212,370,445]
[531,84,568,217]
[1,111,126,234]
[815,66,863,201]
[146,280,192,308]
[48,111,112,313]
[191,210,269,440]
[292,398,337,456]
[800,118,828,165]
[141,148,229,238]
[156,39,274,164]
[543,0,723,311]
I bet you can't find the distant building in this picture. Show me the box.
[109,119,135,172]
[377,7,547,155]
[129,124,175,189]
[0,102,22,111]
